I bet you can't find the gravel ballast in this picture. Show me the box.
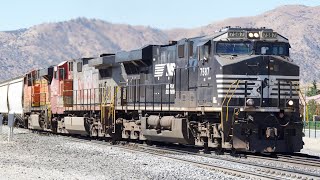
[1,126,319,180]
[0,126,235,180]
[301,137,320,157]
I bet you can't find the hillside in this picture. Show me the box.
[0,5,319,83]
[0,18,168,80]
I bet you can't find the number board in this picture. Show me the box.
[261,32,277,39]
[227,31,246,39]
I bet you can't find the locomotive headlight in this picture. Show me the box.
[254,32,260,38]
[246,98,254,106]
[248,32,254,38]
[288,100,294,106]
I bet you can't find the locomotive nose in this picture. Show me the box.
[218,55,299,107]
[221,55,299,77]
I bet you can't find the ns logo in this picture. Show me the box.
[154,63,176,79]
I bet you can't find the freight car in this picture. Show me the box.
[0,27,303,153]
[0,77,24,125]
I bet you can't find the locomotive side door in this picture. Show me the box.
[175,41,197,108]
[197,41,213,106]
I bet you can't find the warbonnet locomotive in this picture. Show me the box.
[0,27,303,153]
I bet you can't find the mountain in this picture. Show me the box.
[0,18,168,81]
[0,5,319,84]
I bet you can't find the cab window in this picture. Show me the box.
[59,68,65,80]
[256,42,289,56]
[216,42,252,55]
[199,45,210,61]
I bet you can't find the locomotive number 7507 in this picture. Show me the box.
[200,67,210,76]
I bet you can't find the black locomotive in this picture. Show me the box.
[112,27,302,153]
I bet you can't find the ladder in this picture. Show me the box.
[220,80,240,144]
[101,86,110,132]
[108,86,118,133]
[101,86,118,133]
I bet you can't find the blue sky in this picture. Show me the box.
[0,0,319,31]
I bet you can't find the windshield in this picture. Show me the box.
[255,42,289,56]
[216,42,252,55]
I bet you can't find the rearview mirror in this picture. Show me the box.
[199,45,210,61]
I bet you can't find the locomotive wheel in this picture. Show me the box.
[110,139,117,145]
[145,140,153,146]
[203,142,209,153]
[214,147,224,155]
[230,148,240,157]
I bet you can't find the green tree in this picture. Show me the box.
[307,99,318,121]
[307,80,318,96]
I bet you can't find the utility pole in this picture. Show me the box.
[304,87,306,122]
[8,114,14,142]
[0,114,3,134]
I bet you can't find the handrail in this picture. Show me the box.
[111,86,119,133]
[220,80,240,123]
[292,84,308,122]
[221,80,239,107]
[226,80,240,122]
[101,86,111,129]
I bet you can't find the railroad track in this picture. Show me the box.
[245,153,320,169]
[141,142,320,171]
[57,135,320,180]
[137,144,320,180]
[130,141,320,172]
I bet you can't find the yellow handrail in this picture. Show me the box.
[110,86,119,133]
[292,84,308,122]
[101,86,111,126]
[226,80,240,121]
[221,80,238,107]
[220,80,240,123]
